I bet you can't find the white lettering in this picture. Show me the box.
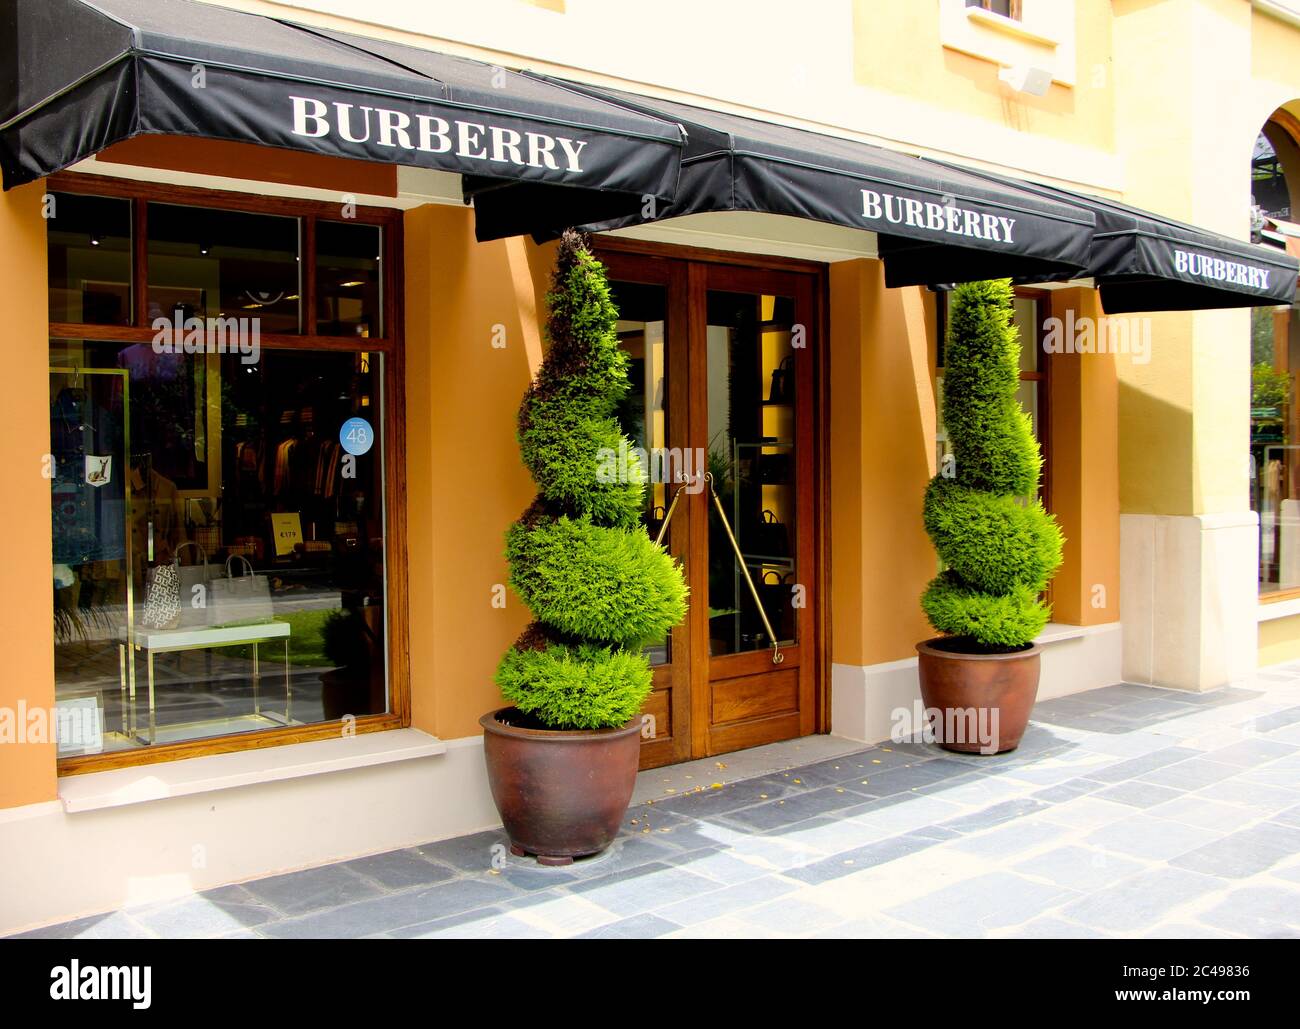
[527,132,559,170]
[557,136,588,172]
[289,96,329,138]
[376,109,413,149]
[861,189,883,220]
[456,121,487,159]
[332,103,374,144]
[489,126,525,165]
[416,115,452,154]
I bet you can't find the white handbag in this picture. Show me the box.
[209,555,274,625]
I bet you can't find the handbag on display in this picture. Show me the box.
[646,505,668,542]
[757,451,792,485]
[752,509,790,558]
[140,559,181,631]
[174,540,215,629]
[767,355,795,405]
[210,555,275,626]
[753,569,797,643]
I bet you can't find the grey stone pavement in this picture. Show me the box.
[14,668,1300,939]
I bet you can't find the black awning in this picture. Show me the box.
[470,79,1096,284]
[920,160,1300,312]
[0,0,684,221]
[1074,190,1299,312]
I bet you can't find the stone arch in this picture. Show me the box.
[1257,106,1300,221]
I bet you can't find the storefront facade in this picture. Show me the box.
[1,0,1298,934]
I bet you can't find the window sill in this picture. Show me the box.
[1258,595,1300,622]
[965,7,1060,48]
[58,728,445,813]
[1035,621,1115,644]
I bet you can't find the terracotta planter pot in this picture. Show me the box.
[915,638,1041,754]
[480,707,642,866]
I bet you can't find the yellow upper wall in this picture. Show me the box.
[850,0,1115,154]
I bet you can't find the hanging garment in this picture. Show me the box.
[273,438,297,494]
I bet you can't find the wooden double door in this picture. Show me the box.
[596,241,826,769]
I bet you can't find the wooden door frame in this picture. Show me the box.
[596,249,693,767]
[593,235,832,758]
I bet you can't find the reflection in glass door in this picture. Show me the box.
[699,267,816,757]
[609,280,672,666]
[706,291,799,657]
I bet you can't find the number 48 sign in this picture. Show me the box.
[340,417,375,456]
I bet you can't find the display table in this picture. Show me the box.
[119,622,292,745]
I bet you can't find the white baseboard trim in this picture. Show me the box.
[59,729,448,813]
[830,621,1124,744]
[1,733,496,937]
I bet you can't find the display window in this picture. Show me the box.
[935,288,1051,506]
[46,177,406,769]
[1250,124,1300,599]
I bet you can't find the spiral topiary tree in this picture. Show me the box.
[922,279,1064,651]
[495,230,688,730]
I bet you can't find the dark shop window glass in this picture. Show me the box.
[1250,304,1300,595]
[1253,130,1291,223]
[706,291,798,655]
[49,338,387,756]
[609,279,672,666]
[48,192,132,325]
[147,203,301,334]
[316,221,383,337]
[935,292,1047,505]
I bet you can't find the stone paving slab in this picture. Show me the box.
[12,668,1300,939]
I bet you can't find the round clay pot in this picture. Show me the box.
[915,638,1041,754]
[480,707,642,865]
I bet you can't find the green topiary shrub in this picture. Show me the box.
[495,231,688,729]
[922,279,1064,651]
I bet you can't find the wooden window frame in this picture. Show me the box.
[48,172,411,775]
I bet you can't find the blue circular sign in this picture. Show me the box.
[339,417,375,456]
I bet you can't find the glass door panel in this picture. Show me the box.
[705,290,798,656]
[609,279,672,667]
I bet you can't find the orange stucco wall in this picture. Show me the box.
[403,203,556,741]
[0,182,58,808]
[827,269,1120,671]
[1048,288,1121,625]
[829,259,938,667]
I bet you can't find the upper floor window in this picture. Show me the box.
[967,0,1022,20]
